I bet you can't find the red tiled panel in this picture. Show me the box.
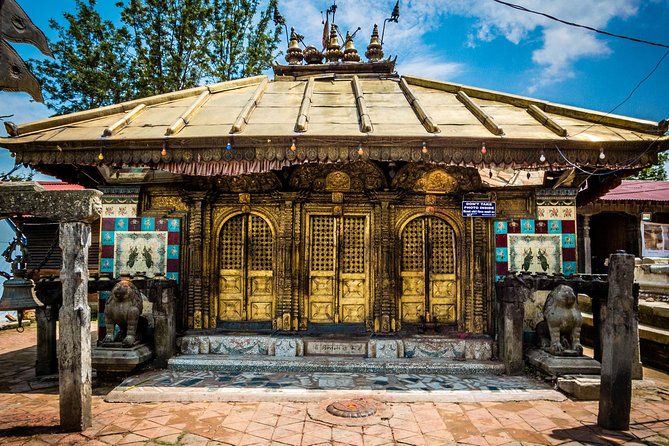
[495,234,507,247]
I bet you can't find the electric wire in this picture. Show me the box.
[492,0,669,49]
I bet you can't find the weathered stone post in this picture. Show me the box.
[0,183,101,432]
[151,277,177,368]
[598,251,635,430]
[35,304,58,376]
[498,277,530,375]
[58,222,92,431]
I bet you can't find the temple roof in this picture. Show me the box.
[1,72,667,174]
[597,180,669,202]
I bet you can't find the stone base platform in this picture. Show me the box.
[176,333,494,360]
[168,355,505,375]
[526,348,601,376]
[557,375,657,400]
[92,343,153,374]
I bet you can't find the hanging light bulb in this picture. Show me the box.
[98,151,104,161]
[481,142,487,155]
[226,140,233,151]
[599,148,606,160]
[527,171,531,180]
[539,150,546,163]
[161,142,168,157]
[422,141,428,154]
[488,169,493,178]
[357,143,364,156]
[290,138,297,151]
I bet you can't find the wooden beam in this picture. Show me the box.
[230,78,269,134]
[102,104,146,137]
[456,90,504,136]
[295,77,315,133]
[399,78,440,134]
[165,91,210,136]
[351,75,373,133]
[527,104,568,137]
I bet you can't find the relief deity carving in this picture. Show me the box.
[392,164,482,194]
[290,161,386,192]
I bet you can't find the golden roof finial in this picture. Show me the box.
[325,23,343,63]
[285,27,304,65]
[343,32,360,63]
[365,24,384,63]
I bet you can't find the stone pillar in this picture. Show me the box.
[583,215,592,274]
[152,279,176,368]
[598,251,635,431]
[58,222,92,431]
[498,280,529,375]
[35,304,58,376]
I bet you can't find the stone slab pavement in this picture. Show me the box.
[1,325,668,446]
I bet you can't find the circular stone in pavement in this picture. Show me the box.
[309,398,393,427]
[326,399,377,418]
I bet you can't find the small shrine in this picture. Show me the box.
[1,5,667,367]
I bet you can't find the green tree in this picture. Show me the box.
[31,0,282,113]
[631,151,668,181]
[30,0,135,115]
[206,0,281,82]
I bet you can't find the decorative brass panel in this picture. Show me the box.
[399,216,457,325]
[218,214,275,322]
[307,213,370,324]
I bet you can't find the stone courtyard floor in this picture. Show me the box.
[1,325,668,445]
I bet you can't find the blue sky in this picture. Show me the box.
[1,0,668,180]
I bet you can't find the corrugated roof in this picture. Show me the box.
[37,181,84,191]
[598,180,669,202]
[1,71,667,171]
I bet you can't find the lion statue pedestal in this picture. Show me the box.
[526,284,601,376]
[92,279,154,374]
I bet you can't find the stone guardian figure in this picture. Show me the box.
[535,284,583,356]
[103,279,143,347]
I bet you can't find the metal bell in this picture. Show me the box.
[0,270,43,328]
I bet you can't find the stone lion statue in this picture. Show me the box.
[535,284,583,356]
[103,279,143,347]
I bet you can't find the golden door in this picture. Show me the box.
[306,213,369,324]
[399,216,457,325]
[218,214,274,321]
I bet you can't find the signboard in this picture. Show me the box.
[462,201,496,217]
[641,221,669,258]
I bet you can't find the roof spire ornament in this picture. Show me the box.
[343,32,360,63]
[325,23,343,63]
[285,28,304,65]
[365,24,384,62]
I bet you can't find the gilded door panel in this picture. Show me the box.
[218,214,274,322]
[308,215,336,322]
[247,215,274,321]
[340,216,367,322]
[219,215,245,321]
[399,216,457,325]
[306,213,369,324]
[428,218,456,324]
[400,218,425,323]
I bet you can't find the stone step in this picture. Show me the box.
[177,333,495,360]
[168,354,506,375]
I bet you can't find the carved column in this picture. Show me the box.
[151,278,177,368]
[279,199,295,330]
[201,197,213,329]
[472,217,487,333]
[58,222,92,431]
[294,201,306,330]
[583,215,592,274]
[185,193,205,329]
[379,201,392,332]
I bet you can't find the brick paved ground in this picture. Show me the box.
[0,325,668,445]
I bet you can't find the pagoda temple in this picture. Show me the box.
[1,18,667,344]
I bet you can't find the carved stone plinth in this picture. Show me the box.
[526,349,601,376]
[92,343,153,374]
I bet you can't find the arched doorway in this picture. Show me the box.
[217,213,275,322]
[399,215,457,326]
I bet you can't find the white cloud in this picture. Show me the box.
[278,0,641,92]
